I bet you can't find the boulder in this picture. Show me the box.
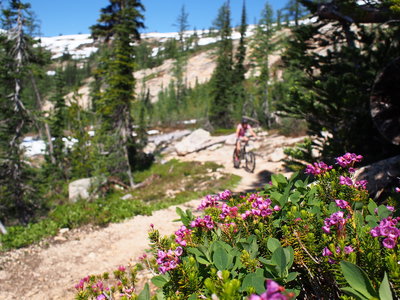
[68,178,94,202]
[266,148,286,162]
[175,129,211,155]
[224,134,237,145]
[354,155,400,200]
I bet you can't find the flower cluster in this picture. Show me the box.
[75,276,90,290]
[370,217,400,249]
[249,279,294,300]
[221,222,238,233]
[335,199,349,209]
[190,215,215,229]
[91,281,109,297]
[175,225,192,246]
[322,211,348,234]
[322,245,354,264]
[335,153,363,168]
[241,196,279,219]
[197,190,232,210]
[157,247,183,274]
[219,203,239,220]
[305,162,333,176]
[339,176,367,190]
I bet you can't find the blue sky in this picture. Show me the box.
[28,0,288,37]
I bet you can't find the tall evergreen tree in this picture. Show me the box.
[174,5,189,49]
[209,1,235,129]
[284,0,307,27]
[250,1,276,127]
[0,0,39,224]
[232,0,248,120]
[48,71,67,177]
[90,0,145,187]
[279,21,400,163]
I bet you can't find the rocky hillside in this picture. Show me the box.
[39,25,289,108]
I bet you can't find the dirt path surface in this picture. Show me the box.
[0,133,305,300]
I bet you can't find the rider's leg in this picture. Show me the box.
[235,139,240,159]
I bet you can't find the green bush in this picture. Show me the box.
[75,153,399,299]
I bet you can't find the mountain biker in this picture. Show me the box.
[234,118,257,163]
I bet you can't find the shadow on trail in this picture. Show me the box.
[239,169,274,194]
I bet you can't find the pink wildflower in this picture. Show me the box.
[339,176,353,186]
[305,162,332,176]
[335,153,363,168]
[335,199,349,209]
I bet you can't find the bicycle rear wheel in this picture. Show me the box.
[245,151,256,173]
[233,149,240,168]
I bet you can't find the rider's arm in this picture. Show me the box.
[235,124,241,138]
[248,125,257,138]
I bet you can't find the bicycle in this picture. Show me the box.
[233,139,256,173]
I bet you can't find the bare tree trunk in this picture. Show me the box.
[29,71,56,164]
[119,108,135,188]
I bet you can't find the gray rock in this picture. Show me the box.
[68,178,94,202]
[354,155,400,200]
[121,194,133,200]
[175,129,211,155]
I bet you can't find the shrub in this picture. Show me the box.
[75,153,399,299]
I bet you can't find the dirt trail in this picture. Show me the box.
[0,133,305,300]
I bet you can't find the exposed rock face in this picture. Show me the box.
[354,155,400,200]
[175,129,211,156]
[68,178,94,202]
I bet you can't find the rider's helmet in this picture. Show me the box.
[241,118,248,125]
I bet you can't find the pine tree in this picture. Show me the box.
[284,0,307,27]
[279,22,400,163]
[232,0,248,121]
[48,71,67,177]
[0,0,39,224]
[174,5,189,50]
[250,1,276,127]
[91,0,145,187]
[209,1,235,129]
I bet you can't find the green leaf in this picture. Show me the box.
[267,237,281,253]
[187,248,211,265]
[137,283,150,300]
[271,174,288,186]
[341,287,369,300]
[272,219,281,228]
[241,269,266,294]
[151,274,170,288]
[213,246,232,270]
[340,261,378,299]
[365,215,379,228]
[286,272,299,282]
[377,205,392,219]
[270,191,283,203]
[156,290,165,300]
[379,273,393,300]
[175,207,189,226]
[367,200,378,215]
[271,247,287,277]
[294,179,305,189]
[283,246,294,268]
[289,191,301,204]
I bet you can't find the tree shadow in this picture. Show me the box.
[239,169,275,194]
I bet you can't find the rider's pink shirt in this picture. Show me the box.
[237,123,251,138]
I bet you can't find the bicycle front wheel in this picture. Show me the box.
[245,151,256,173]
